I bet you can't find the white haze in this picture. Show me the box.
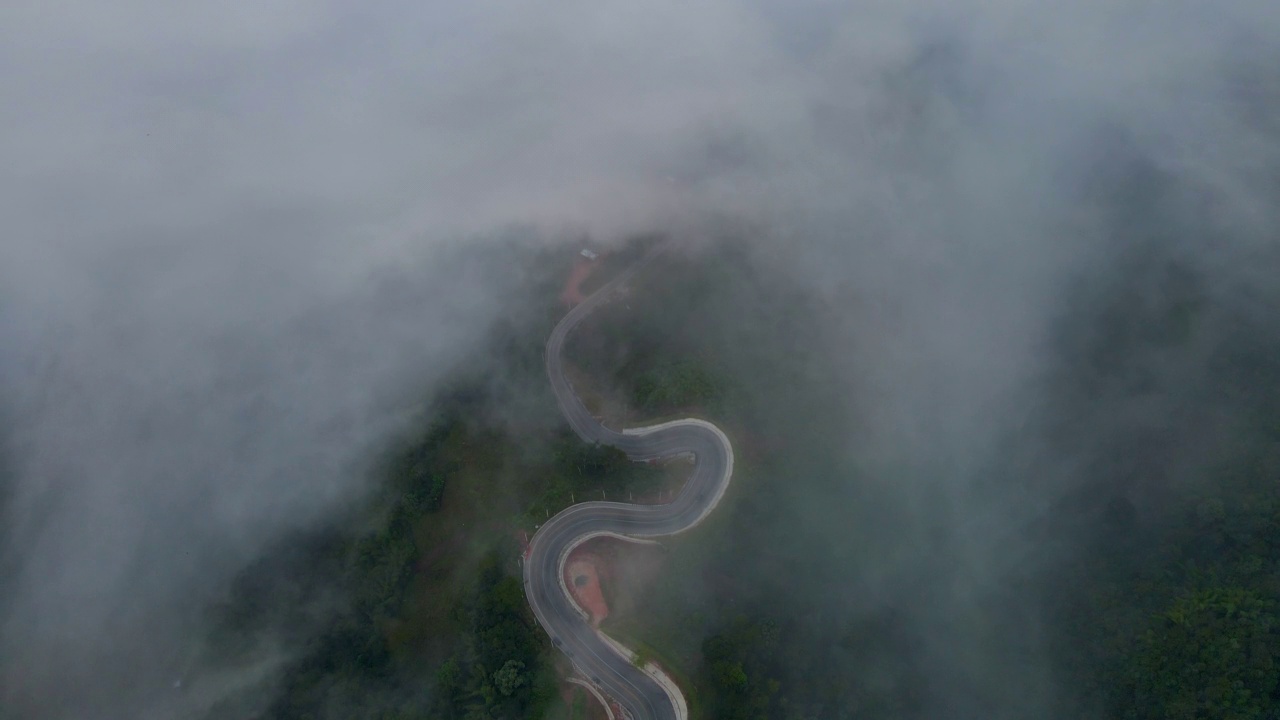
[1,0,1277,717]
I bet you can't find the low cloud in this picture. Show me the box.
[1,0,1277,717]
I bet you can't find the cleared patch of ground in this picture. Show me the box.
[560,253,602,306]
[586,537,667,624]
[565,547,610,626]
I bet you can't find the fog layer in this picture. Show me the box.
[2,0,1277,718]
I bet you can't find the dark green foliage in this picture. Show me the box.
[386,408,466,516]
[525,432,667,520]
[1127,587,1278,720]
[204,529,350,661]
[208,377,628,719]
[1043,229,1280,720]
[1054,472,1280,720]
[428,551,556,719]
[631,357,721,413]
[205,416,470,720]
[350,517,417,622]
[699,617,783,720]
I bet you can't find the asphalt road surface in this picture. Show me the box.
[523,244,734,720]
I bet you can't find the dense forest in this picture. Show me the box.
[564,230,1280,719]
[199,252,675,719]
[204,216,1279,720]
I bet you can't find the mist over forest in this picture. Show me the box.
[2,1,1279,719]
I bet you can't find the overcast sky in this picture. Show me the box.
[1,1,1277,718]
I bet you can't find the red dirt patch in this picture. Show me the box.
[560,254,601,306]
[565,546,610,626]
[588,538,666,622]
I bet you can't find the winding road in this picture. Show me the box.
[522,244,735,720]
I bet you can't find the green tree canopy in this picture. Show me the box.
[1127,586,1280,720]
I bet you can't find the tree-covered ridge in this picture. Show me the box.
[1055,456,1280,720]
[203,379,670,718]
[699,616,784,720]
[429,552,558,719]
[565,236,1280,719]
[1038,205,1280,719]
[204,229,1280,719]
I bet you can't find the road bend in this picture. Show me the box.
[522,244,734,720]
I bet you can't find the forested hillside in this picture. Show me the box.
[203,232,1279,720]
